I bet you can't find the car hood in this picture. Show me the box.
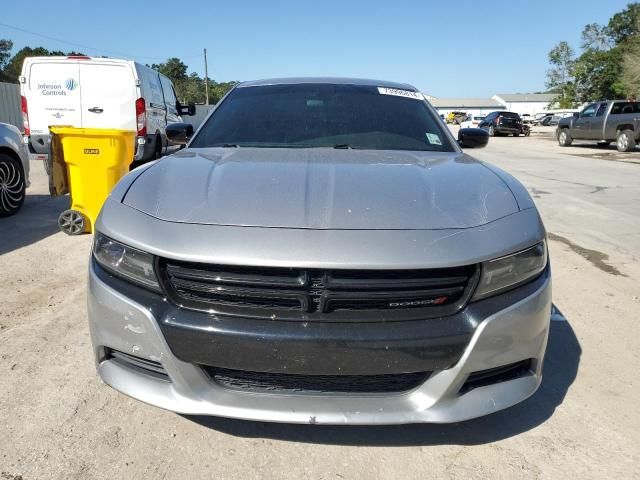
[122,148,519,230]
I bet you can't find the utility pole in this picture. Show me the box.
[203,48,209,105]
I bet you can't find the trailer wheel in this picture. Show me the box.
[58,209,85,235]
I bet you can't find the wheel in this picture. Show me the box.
[43,156,50,176]
[488,125,495,137]
[154,134,163,160]
[0,153,26,217]
[596,141,610,148]
[558,128,572,146]
[616,130,636,152]
[58,209,85,235]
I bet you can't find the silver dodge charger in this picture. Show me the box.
[88,78,551,424]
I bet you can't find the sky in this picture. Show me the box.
[0,0,632,98]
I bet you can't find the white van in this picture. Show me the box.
[19,56,194,164]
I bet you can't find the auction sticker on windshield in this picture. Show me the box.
[377,87,424,100]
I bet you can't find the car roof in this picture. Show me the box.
[237,77,417,90]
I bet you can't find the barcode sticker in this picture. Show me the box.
[377,87,423,100]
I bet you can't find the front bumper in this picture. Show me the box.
[88,259,551,424]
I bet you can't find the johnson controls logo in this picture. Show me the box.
[65,78,78,91]
[37,78,78,96]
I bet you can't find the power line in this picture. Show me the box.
[0,22,200,61]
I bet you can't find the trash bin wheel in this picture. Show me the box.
[58,209,85,235]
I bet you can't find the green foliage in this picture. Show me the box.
[546,41,577,107]
[0,39,13,73]
[151,58,237,105]
[151,57,188,82]
[607,2,640,44]
[581,23,612,50]
[574,47,625,101]
[547,2,640,106]
[622,24,640,99]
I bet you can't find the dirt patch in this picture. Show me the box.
[548,233,625,276]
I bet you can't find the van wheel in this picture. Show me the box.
[0,153,26,217]
[616,130,636,152]
[558,128,572,146]
[154,135,163,160]
[488,125,495,136]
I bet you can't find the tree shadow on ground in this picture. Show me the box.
[185,307,579,446]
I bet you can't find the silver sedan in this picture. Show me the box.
[88,78,550,424]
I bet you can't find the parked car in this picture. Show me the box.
[478,111,523,136]
[19,56,195,169]
[0,122,29,216]
[446,111,468,124]
[459,114,486,129]
[89,78,550,425]
[537,114,560,126]
[557,100,640,152]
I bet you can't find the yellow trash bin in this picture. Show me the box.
[49,127,135,235]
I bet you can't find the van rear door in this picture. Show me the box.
[79,62,137,130]
[25,60,82,135]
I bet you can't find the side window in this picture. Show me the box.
[581,104,597,118]
[596,103,608,117]
[159,76,178,115]
[622,104,634,114]
[611,103,623,115]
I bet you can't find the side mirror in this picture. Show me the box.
[458,128,489,149]
[573,112,580,118]
[166,123,194,145]
[177,102,196,116]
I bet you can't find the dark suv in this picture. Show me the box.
[478,111,523,136]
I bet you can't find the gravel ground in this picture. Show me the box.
[1,132,639,479]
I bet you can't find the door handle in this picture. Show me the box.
[88,107,104,113]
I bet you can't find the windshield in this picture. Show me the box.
[190,83,455,151]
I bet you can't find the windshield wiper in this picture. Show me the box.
[221,143,240,148]
[333,144,353,149]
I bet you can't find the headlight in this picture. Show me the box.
[93,233,161,292]
[472,241,547,301]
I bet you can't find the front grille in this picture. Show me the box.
[205,366,430,394]
[159,260,478,321]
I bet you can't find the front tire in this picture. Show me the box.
[558,128,572,146]
[488,125,495,137]
[0,153,26,217]
[616,130,636,152]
